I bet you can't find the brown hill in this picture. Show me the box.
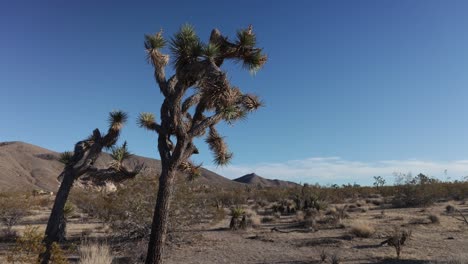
[233,173,300,188]
[0,141,242,192]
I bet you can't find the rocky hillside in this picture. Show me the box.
[0,141,243,192]
[233,173,300,188]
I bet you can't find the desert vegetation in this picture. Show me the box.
[0,172,467,263]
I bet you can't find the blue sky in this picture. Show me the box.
[2,0,468,184]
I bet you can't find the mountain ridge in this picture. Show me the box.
[0,141,244,192]
[233,173,300,188]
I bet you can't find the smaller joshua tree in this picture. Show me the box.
[41,111,142,264]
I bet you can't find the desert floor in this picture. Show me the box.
[0,201,467,264]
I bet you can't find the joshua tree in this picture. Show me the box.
[373,176,386,190]
[41,111,139,263]
[139,24,266,264]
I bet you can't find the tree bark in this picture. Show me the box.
[145,166,176,264]
[40,169,75,264]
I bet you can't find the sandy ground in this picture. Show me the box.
[1,202,467,263]
[163,203,468,264]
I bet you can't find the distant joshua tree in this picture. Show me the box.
[41,111,142,264]
[373,176,386,190]
[139,24,267,264]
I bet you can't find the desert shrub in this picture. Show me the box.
[330,252,340,264]
[350,221,375,238]
[295,211,305,221]
[63,202,75,218]
[79,242,112,264]
[319,250,327,262]
[374,210,386,219]
[212,189,248,208]
[328,205,349,225]
[390,173,468,208]
[428,214,440,224]
[243,209,261,228]
[0,229,19,242]
[273,212,281,219]
[0,193,32,238]
[71,174,218,241]
[381,227,412,259]
[6,226,68,264]
[7,226,45,263]
[446,204,456,214]
[50,242,69,264]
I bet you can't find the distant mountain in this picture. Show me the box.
[0,141,243,192]
[233,173,300,188]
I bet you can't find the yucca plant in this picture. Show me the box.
[41,111,131,264]
[58,151,73,166]
[139,24,267,264]
[109,141,132,172]
[229,207,245,230]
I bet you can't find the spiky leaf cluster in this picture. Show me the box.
[230,206,245,218]
[145,31,169,68]
[110,141,132,171]
[170,24,203,71]
[203,43,220,60]
[241,94,263,111]
[178,160,202,181]
[205,127,232,166]
[236,28,256,48]
[108,111,128,131]
[234,26,267,73]
[59,151,74,166]
[138,112,157,131]
[241,50,267,73]
[144,31,166,50]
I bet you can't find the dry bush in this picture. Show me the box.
[71,174,218,241]
[0,192,32,236]
[243,209,261,228]
[349,221,375,238]
[6,226,45,263]
[295,211,305,221]
[319,249,327,262]
[6,226,67,264]
[79,242,112,264]
[330,252,340,264]
[428,214,440,224]
[446,204,456,214]
[325,207,336,215]
[381,227,412,259]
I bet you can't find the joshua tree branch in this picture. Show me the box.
[189,112,224,137]
[182,94,201,114]
[148,50,170,96]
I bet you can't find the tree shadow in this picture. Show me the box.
[354,244,383,249]
[256,261,320,264]
[372,258,431,264]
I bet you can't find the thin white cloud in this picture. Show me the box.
[206,157,468,185]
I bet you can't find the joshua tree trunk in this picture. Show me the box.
[145,166,176,264]
[40,169,75,264]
